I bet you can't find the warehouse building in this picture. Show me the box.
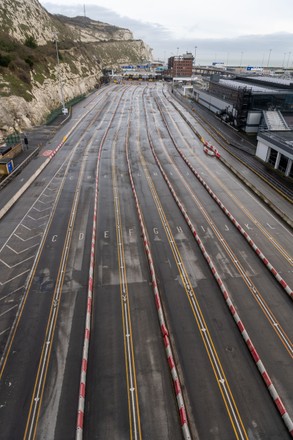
[193,75,293,133]
[192,74,293,178]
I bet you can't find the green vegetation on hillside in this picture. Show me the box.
[0,28,149,102]
[0,31,56,99]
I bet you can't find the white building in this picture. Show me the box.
[256,130,293,178]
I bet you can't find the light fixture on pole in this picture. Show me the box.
[53,33,67,115]
[240,51,244,67]
[194,46,197,66]
[287,52,291,69]
[267,49,272,68]
[175,48,179,78]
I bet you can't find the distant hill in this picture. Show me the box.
[0,0,152,133]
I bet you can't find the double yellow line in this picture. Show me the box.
[24,122,97,439]
[111,93,142,440]
[155,94,293,356]
[137,139,248,439]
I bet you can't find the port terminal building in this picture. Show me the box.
[191,74,293,178]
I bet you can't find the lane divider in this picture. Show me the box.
[155,96,293,301]
[125,135,191,439]
[76,128,108,439]
[203,140,220,158]
[164,89,293,227]
[170,89,293,204]
[183,142,293,300]
[203,146,215,157]
[146,127,293,437]
[76,91,127,440]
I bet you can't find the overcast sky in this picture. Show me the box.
[42,0,293,67]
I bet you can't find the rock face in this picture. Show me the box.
[0,0,152,134]
[0,0,56,45]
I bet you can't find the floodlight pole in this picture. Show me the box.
[54,33,67,114]
[267,49,272,68]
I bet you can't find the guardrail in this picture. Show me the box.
[0,147,40,191]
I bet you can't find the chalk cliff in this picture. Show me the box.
[0,0,152,133]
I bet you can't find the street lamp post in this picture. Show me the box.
[53,33,67,115]
[240,51,244,67]
[282,53,287,68]
[287,52,291,69]
[267,49,272,68]
[175,48,179,78]
[194,46,197,66]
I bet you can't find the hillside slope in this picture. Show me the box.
[0,0,152,133]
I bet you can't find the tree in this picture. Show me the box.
[25,36,37,49]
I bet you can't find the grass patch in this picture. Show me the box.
[45,93,86,124]
[1,72,32,100]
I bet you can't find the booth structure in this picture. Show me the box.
[256,131,293,178]
[0,158,14,175]
[0,142,22,176]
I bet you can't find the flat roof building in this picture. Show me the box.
[193,75,293,133]
[256,130,293,179]
[168,53,194,77]
[192,74,293,179]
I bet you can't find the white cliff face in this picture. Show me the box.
[0,59,100,132]
[0,38,152,132]
[0,0,153,133]
[60,16,134,43]
[0,0,56,45]
[0,0,134,46]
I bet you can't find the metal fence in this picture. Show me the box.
[5,132,21,146]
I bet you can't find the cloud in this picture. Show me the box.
[42,2,293,67]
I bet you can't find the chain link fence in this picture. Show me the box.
[5,132,21,146]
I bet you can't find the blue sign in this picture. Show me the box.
[246,66,263,71]
[7,160,13,173]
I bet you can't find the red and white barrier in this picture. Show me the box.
[76,94,124,439]
[204,140,221,158]
[148,133,293,436]
[76,139,101,440]
[126,140,192,440]
[175,144,293,300]
[155,97,292,299]
[203,146,215,156]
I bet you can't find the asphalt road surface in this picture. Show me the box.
[0,82,292,440]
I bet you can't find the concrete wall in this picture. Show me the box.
[256,141,269,161]
[193,88,263,133]
[244,111,262,133]
[193,89,233,114]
